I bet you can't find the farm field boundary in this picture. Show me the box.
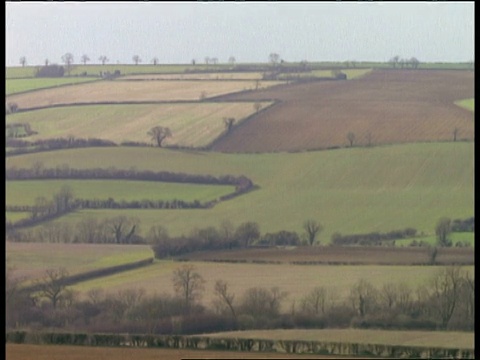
[177,246,474,266]
[20,258,154,293]
[5,331,474,359]
[6,77,100,95]
[5,344,367,360]
[5,142,473,240]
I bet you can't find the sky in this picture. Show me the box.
[5,1,475,67]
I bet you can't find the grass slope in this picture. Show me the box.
[455,98,474,112]
[6,242,153,282]
[69,260,474,309]
[6,142,473,241]
[6,180,234,206]
[6,77,99,95]
[6,103,272,147]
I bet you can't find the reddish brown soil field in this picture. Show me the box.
[212,70,474,152]
[178,246,474,265]
[6,344,369,359]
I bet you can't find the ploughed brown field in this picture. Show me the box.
[212,70,474,152]
[5,344,370,360]
[177,246,474,265]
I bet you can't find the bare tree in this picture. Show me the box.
[435,217,452,247]
[347,132,356,147]
[223,117,235,132]
[240,286,288,318]
[389,55,400,68]
[269,53,280,66]
[234,221,260,248]
[300,286,328,315]
[410,57,420,69]
[430,266,466,329]
[147,126,172,147]
[204,56,210,65]
[211,57,218,65]
[19,56,27,67]
[132,55,142,65]
[53,185,74,214]
[98,55,109,65]
[349,279,379,317]
[228,56,236,66]
[214,280,236,319]
[81,54,90,65]
[191,59,196,66]
[146,225,170,245]
[45,59,49,66]
[152,57,159,66]
[36,268,70,309]
[172,265,205,313]
[303,219,323,246]
[453,127,459,142]
[61,52,74,75]
[107,216,138,244]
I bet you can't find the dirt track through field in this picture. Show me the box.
[212,70,474,152]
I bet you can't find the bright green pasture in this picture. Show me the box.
[5,64,227,79]
[69,64,233,76]
[7,142,474,242]
[6,103,272,147]
[70,260,474,309]
[396,232,474,247]
[6,180,234,206]
[455,98,474,112]
[6,242,153,282]
[208,329,474,349]
[6,77,99,95]
[5,211,31,223]
[6,66,37,79]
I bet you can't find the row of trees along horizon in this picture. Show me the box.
[15,53,431,71]
[6,264,474,334]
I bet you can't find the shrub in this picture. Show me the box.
[35,64,65,77]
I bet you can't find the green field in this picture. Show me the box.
[5,211,31,223]
[6,77,99,95]
[6,142,473,241]
[455,98,474,112]
[5,64,227,79]
[69,260,474,308]
[6,242,153,282]
[6,102,273,147]
[278,68,372,80]
[6,180,235,207]
[396,232,474,247]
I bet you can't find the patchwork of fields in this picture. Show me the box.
[6,102,273,147]
[4,66,475,356]
[6,180,235,206]
[6,77,99,95]
[6,79,283,109]
[68,260,474,309]
[212,70,474,152]
[7,142,473,240]
[6,242,153,281]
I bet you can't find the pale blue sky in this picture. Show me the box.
[5,1,475,67]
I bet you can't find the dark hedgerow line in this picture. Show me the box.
[6,166,256,230]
